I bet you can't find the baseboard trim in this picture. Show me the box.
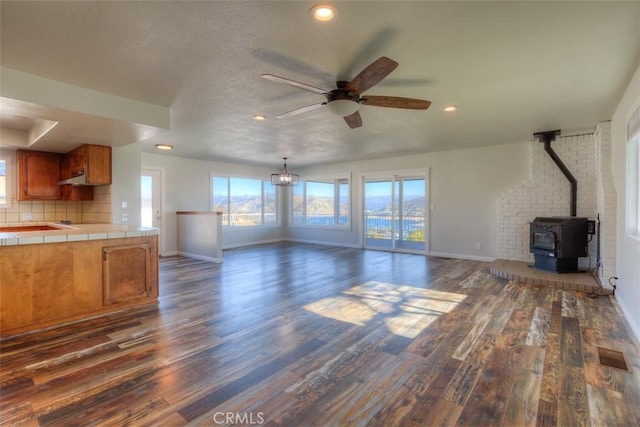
[613,297,640,343]
[222,238,285,250]
[285,238,361,249]
[176,251,223,263]
[428,251,495,262]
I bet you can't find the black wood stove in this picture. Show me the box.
[530,217,588,273]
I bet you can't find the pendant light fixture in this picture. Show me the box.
[271,157,299,186]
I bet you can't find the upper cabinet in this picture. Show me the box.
[16,150,61,200]
[61,144,112,185]
[17,144,112,201]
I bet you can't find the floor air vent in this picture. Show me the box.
[597,347,629,371]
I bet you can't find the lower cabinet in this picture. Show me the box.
[0,235,158,337]
[102,243,153,305]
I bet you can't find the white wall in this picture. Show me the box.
[497,133,600,268]
[595,122,618,282]
[288,142,531,260]
[611,62,640,341]
[112,144,142,226]
[141,152,286,254]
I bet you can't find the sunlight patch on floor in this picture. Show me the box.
[304,281,467,338]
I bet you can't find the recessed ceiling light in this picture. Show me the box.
[310,4,337,22]
[155,144,173,150]
[444,106,457,112]
[253,115,267,121]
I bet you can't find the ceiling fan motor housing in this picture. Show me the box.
[326,81,361,116]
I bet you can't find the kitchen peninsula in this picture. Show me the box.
[0,222,159,337]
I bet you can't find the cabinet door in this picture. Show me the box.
[61,148,85,180]
[102,244,152,305]
[17,150,61,200]
[61,144,111,184]
[85,145,112,185]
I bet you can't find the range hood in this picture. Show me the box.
[59,173,91,186]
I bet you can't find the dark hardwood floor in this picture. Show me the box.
[1,242,639,426]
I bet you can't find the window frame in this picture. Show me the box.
[627,133,640,242]
[290,173,351,230]
[210,173,279,228]
[0,151,12,209]
[626,104,640,242]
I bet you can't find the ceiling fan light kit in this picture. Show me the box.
[261,56,431,129]
[271,157,299,187]
[327,99,359,116]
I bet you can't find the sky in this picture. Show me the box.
[210,176,425,198]
[365,179,425,198]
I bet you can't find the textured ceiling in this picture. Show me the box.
[1,1,639,168]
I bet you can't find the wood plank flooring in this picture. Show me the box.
[1,242,639,426]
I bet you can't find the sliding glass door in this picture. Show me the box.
[363,174,427,253]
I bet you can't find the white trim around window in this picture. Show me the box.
[290,173,351,230]
[210,172,280,228]
[627,133,640,242]
[0,150,13,209]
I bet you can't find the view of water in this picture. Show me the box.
[304,214,425,239]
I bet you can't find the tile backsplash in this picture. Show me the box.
[0,185,112,224]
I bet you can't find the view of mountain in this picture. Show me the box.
[365,196,425,216]
[214,195,424,216]
[213,195,275,214]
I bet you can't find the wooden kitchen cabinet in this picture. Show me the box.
[102,243,155,305]
[16,144,111,201]
[0,235,159,337]
[63,144,112,185]
[60,184,94,201]
[16,150,61,200]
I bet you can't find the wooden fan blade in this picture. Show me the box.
[275,103,326,118]
[346,57,399,94]
[261,74,328,95]
[360,96,431,110]
[343,111,363,129]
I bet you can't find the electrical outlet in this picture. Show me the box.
[475,242,481,250]
[21,213,32,221]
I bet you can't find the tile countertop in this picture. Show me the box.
[0,222,159,246]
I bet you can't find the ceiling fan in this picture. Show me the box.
[261,57,431,129]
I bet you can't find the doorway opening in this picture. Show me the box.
[141,168,163,256]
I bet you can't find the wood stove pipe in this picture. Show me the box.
[534,130,577,216]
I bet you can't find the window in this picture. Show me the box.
[211,175,278,226]
[0,155,10,208]
[291,176,350,227]
[627,135,640,239]
[628,106,640,240]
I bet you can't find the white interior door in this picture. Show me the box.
[141,168,163,256]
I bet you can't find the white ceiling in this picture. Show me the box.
[1,1,639,168]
